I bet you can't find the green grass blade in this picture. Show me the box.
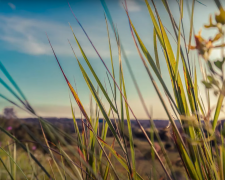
[69,24,118,115]
[76,55,125,153]
[126,9,202,180]
[0,61,28,103]
[0,156,14,180]
[129,20,180,115]
[13,142,16,179]
[68,39,125,153]
[174,0,183,80]
[70,98,85,157]
[0,126,52,178]
[145,0,191,117]
[104,14,116,101]
[212,81,225,131]
[118,51,136,180]
[60,149,84,180]
[0,147,28,180]
[99,108,111,163]
[187,0,195,54]
[144,0,164,47]
[25,144,38,180]
[153,28,161,73]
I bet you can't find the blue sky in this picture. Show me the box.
[0,0,224,119]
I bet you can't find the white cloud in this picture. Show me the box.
[119,0,142,12]
[8,3,16,10]
[0,15,115,58]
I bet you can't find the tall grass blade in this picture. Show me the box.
[187,0,195,54]
[0,61,28,104]
[13,142,16,179]
[68,39,125,153]
[153,28,161,73]
[212,81,225,131]
[0,147,28,180]
[174,0,183,80]
[25,144,38,180]
[0,157,14,180]
[69,24,118,115]
[0,126,52,178]
[48,35,122,179]
[104,14,117,101]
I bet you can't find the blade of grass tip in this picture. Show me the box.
[162,1,206,135]
[187,0,195,54]
[163,0,192,77]
[121,70,136,180]
[122,3,177,179]
[46,34,90,124]
[69,24,118,115]
[0,147,28,180]
[124,5,178,178]
[100,0,119,39]
[105,72,124,140]
[118,37,125,134]
[143,0,164,47]
[125,3,186,150]
[48,36,120,180]
[0,157,14,180]
[69,2,159,123]
[104,13,116,102]
[127,9,181,115]
[73,45,127,155]
[124,6,201,179]
[68,39,125,152]
[117,32,133,180]
[152,0,192,114]
[174,0,183,80]
[69,4,172,179]
[123,5,175,180]
[70,7,179,177]
[116,27,135,180]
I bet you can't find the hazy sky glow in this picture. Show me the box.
[1,0,225,120]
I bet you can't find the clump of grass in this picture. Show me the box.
[1,0,225,179]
